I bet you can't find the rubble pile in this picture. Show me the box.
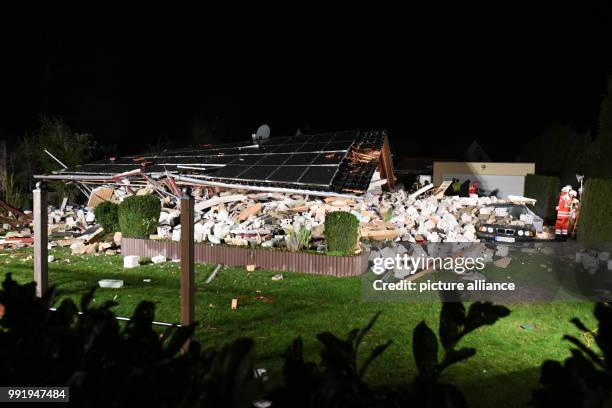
[369,190,503,243]
[0,199,33,249]
[0,185,547,254]
[48,204,96,235]
[152,188,506,247]
[0,198,122,254]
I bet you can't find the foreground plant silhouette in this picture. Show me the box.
[531,302,612,408]
[0,274,510,407]
[271,302,510,407]
[0,273,263,407]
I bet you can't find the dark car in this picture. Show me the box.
[476,203,544,243]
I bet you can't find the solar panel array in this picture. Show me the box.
[54,130,387,193]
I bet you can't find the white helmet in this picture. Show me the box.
[569,190,577,197]
[562,185,572,192]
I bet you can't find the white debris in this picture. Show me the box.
[495,245,510,257]
[151,255,166,264]
[157,225,172,239]
[123,255,140,268]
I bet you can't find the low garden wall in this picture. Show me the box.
[122,238,370,277]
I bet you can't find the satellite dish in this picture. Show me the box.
[255,124,270,140]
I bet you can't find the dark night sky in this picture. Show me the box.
[1,4,611,161]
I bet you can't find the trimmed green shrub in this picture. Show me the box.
[324,211,359,255]
[524,174,560,224]
[94,201,119,232]
[118,195,161,239]
[578,178,612,243]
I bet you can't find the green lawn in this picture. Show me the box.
[0,247,598,408]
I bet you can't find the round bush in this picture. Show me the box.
[94,201,119,233]
[118,195,161,239]
[324,211,359,255]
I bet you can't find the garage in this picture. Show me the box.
[433,162,535,198]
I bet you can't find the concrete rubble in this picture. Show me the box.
[148,189,511,250]
[0,182,546,259]
[124,255,140,269]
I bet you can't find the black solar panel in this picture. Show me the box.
[210,165,248,178]
[289,153,318,165]
[299,166,337,186]
[274,144,304,153]
[256,155,290,165]
[267,166,308,182]
[232,155,264,165]
[326,141,353,151]
[236,165,278,181]
[50,129,386,194]
[298,142,328,152]
[312,152,344,165]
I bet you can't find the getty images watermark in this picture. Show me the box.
[370,253,516,292]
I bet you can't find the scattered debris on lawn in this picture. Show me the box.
[151,255,167,264]
[520,323,536,330]
[205,264,222,284]
[98,279,124,289]
[231,298,238,310]
[493,256,512,269]
[123,255,140,269]
[271,274,283,281]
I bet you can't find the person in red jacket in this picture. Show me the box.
[468,182,478,195]
[555,185,572,239]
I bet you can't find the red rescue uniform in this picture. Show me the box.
[555,193,571,236]
[469,183,478,195]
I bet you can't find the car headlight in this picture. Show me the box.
[518,230,524,236]
[479,226,487,232]
[524,230,533,237]
[487,227,494,233]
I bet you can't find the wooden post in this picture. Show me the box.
[180,188,195,328]
[33,182,48,297]
[379,135,395,190]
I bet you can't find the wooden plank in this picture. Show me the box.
[360,228,399,241]
[180,190,195,333]
[238,202,262,221]
[433,180,453,199]
[0,197,30,219]
[379,135,395,190]
[409,183,434,199]
[87,186,115,208]
[194,194,247,212]
[33,184,48,297]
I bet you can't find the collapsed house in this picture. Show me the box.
[25,130,549,255]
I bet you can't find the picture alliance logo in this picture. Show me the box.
[371,254,486,275]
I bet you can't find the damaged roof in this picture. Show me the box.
[35,130,394,196]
